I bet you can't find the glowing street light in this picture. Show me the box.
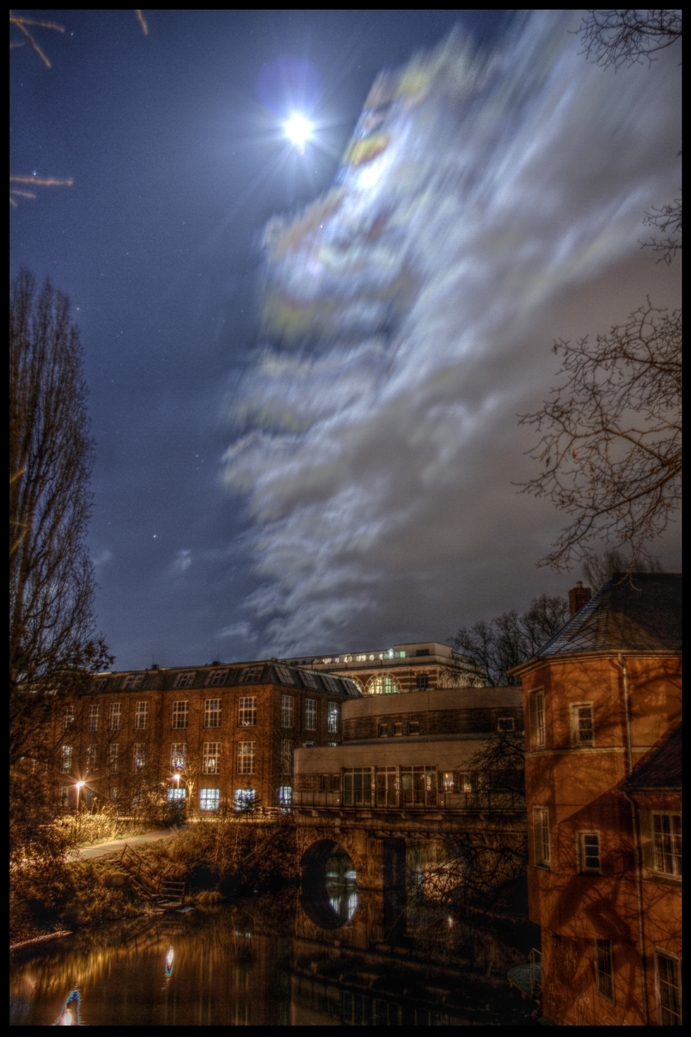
[75,779,85,808]
[284,113,313,154]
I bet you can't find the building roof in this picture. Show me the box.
[93,661,361,697]
[531,573,681,659]
[624,723,682,791]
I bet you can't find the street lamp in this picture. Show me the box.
[75,779,85,809]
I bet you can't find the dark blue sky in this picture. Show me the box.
[10,11,681,670]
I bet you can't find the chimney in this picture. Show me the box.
[568,581,592,617]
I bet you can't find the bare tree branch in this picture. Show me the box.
[578,10,682,70]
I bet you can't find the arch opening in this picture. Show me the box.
[300,839,358,930]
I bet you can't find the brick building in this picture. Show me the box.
[54,661,359,813]
[281,640,485,694]
[512,573,682,1026]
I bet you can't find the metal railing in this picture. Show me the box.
[293,790,524,811]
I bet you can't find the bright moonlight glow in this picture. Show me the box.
[284,113,313,154]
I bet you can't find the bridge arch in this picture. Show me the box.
[299,839,359,930]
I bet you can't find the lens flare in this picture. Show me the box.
[284,113,312,154]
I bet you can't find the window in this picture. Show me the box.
[595,940,614,1002]
[305,698,317,730]
[408,721,420,735]
[320,774,330,792]
[63,706,75,732]
[579,831,601,873]
[459,772,475,793]
[273,666,295,685]
[133,743,146,770]
[207,669,228,687]
[300,671,320,690]
[356,654,367,662]
[441,771,455,792]
[172,700,189,729]
[281,739,293,775]
[497,716,515,733]
[238,697,257,727]
[533,806,551,868]
[123,674,143,690]
[322,674,342,695]
[173,671,195,689]
[200,788,220,812]
[416,674,429,689]
[400,766,437,807]
[239,665,263,684]
[234,788,256,811]
[108,743,120,775]
[653,813,682,877]
[394,650,406,658]
[378,723,388,737]
[393,722,403,736]
[281,694,294,728]
[58,786,71,809]
[343,768,372,806]
[375,767,398,807]
[110,787,119,802]
[204,698,221,729]
[415,649,430,656]
[86,745,99,774]
[167,787,186,802]
[368,675,400,695]
[203,742,220,774]
[529,690,545,749]
[237,741,255,775]
[109,702,122,731]
[88,704,99,732]
[655,952,681,1025]
[277,786,292,807]
[327,701,339,733]
[571,703,594,747]
[134,701,148,730]
[171,743,187,770]
[61,745,73,772]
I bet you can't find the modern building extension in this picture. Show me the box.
[512,573,682,1026]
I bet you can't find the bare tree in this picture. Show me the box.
[10,270,111,769]
[520,12,681,572]
[577,9,682,71]
[450,594,568,686]
[582,547,661,592]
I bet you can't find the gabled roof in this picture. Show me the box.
[533,573,681,658]
[624,723,682,791]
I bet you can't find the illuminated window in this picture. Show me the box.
[579,831,601,873]
[571,703,594,747]
[356,654,367,662]
[167,787,186,802]
[653,813,682,877]
[134,701,148,730]
[441,771,455,792]
[63,706,75,731]
[200,788,220,812]
[416,674,429,689]
[133,743,146,770]
[207,669,228,687]
[529,690,545,749]
[655,952,681,1025]
[327,701,339,733]
[108,743,120,774]
[88,704,99,732]
[173,671,195,689]
[238,697,256,727]
[171,743,187,770]
[172,700,189,729]
[281,739,293,775]
[459,772,475,793]
[109,702,122,731]
[234,788,256,811]
[237,741,255,775]
[61,745,73,772]
[277,786,292,807]
[533,806,551,868]
[595,940,614,1002]
[305,699,317,730]
[204,698,221,729]
[203,742,220,774]
[123,674,143,690]
[367,675,400,695]
[281,694,294,728]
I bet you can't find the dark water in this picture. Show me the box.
[10,854,536,1026]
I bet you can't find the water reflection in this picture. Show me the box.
[54,989,80,1026]
[300,841,358,930]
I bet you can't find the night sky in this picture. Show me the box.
[10,10,681,670]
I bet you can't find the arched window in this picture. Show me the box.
[366,674,400,695]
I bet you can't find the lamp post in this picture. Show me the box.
[75,779,85,809]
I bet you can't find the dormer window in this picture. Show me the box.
[207,669,229,687]
[123,674,144,690]
[174,671,195,689]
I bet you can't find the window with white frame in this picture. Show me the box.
[109,702,122,731]
[203,742,220,774]
[171,743,187,770]
[88,704,99,732]
[278,785,292,807]
[204,698,221,728]
[595,939,614,1001]
[305,698,317,731]
[134,701,148,730]
[86,745,99,774]
[237,741,255,775]
[167,787,186,802]
[655,952,681,1025]
[123,674,144,690]
[173,671,196,689]
[240,665,263,684]
[207,669,228,687]
[273,666,295,685]
[368,675,400,695]
[281,739,293,775]
[652,813,682,877]
[327,701,339,733]
[133,743,146,770]
[234,788,257,811]
[108,743,120,774]
[300,670,320,690]
[200,788,220,812]
[63,706,75,732]
[238,697,257,727]
[416,673,429,689]
[533,806,551,868]
[578,831,601,873]
[571,702,595,747]
[172,700,189,729]
[61,745,73,772]
[529,690,545,748]
[281,694,294,728]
